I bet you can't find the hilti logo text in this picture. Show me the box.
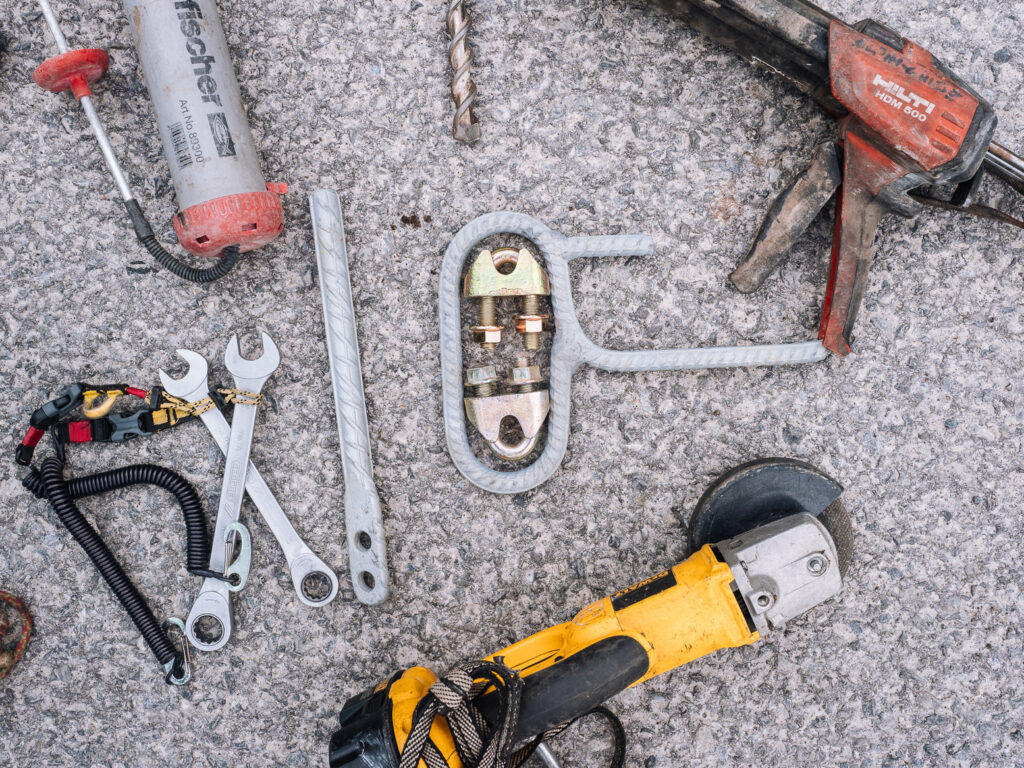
[873,73,935,122]
[176,1,223,107]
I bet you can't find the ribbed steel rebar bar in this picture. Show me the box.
[309,189,390,606]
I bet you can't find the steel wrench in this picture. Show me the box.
[159,348,340,619]
[179,333,280,651]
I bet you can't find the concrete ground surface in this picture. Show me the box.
[1,0,1023,765]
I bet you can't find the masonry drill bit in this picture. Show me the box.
[445,0,481,144]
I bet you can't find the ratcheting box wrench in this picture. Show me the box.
[440,212,828,495]
[181,333,279,651]
[159,347,340,641]
[309,189,389,607]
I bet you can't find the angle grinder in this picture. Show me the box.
[327,458,854,767]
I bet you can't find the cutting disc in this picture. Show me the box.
[688,458,854,577]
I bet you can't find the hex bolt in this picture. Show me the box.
[806,555,828,576]
[516,294,547,351]
[466,365,499,398]
[470,296,503,349]
[479,296,497,328]
[509,357,544,393]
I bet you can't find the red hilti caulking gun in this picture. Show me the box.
[32,0,286,283]
[651,0,1024,355]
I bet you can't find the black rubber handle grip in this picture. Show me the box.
[477,635,650,742]
[649,0,845,114]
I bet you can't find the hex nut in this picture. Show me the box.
[471,326,504,346]
[510,363,543,387]
[515,316,547,334]
[465,365,499,387]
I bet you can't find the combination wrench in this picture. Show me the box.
[181,333,278,651]
[161,336,339,651]
[160,348,340,613]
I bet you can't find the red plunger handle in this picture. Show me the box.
[32,48,109,100]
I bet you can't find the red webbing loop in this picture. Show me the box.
[66,422,94,443]
[21,427,45,449]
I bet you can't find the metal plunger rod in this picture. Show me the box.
[37,0,135,202]
[986,142,1024,189]
[37,0,70,51]
[534,743,563,768]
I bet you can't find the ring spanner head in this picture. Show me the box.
[159,349,211,402]
[185,583,233,652]
[224,332,280,390]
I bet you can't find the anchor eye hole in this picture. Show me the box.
[491,248,520,274]
[499,415,525,447]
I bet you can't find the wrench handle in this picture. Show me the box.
[197,407,340,607]
[210,404,257,569]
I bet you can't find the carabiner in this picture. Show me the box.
[82,389,126,419]
[223,522,252,592]
[162,617,191,686]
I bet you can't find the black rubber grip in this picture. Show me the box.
[649,0,845,115]
[478,635,650,742]
[35,457,179,667]
[23,462,211,574]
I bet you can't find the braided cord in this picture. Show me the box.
[159,387,261,419]
[216,388,263,407]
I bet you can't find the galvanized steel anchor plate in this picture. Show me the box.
[440,212,828,495]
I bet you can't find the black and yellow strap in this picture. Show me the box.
[16,383,224,464]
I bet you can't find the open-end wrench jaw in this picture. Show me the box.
[159,349,212,402]
[224,332,280,389]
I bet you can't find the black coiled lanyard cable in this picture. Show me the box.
[23,443,219,685]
